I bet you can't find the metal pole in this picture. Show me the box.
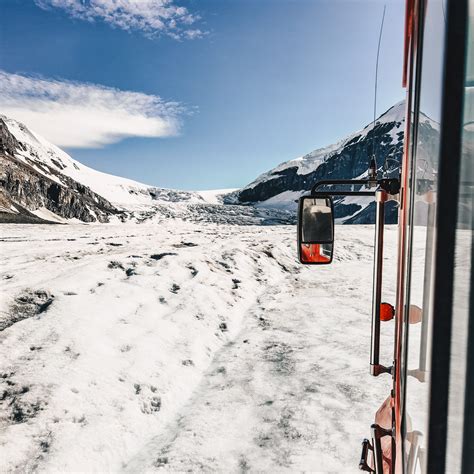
[370,189,389,376]
[371,424,393,473]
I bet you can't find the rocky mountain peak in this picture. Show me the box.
[0,117,22,157]
[226,102,409,224]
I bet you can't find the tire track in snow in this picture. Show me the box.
[122,268,389,473]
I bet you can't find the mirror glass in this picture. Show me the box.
[301,196,334,242]
[298,196,334,264]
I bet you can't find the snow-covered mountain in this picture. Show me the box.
[1,101,440,226]
[226,101,410,224]
[0,116,223,224]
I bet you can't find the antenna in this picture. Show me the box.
[369,5,386,185]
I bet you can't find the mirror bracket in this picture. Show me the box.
[370,363,393,377]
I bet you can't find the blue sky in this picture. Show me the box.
[0,0,406,190]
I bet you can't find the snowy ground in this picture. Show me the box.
[0,221,397,473]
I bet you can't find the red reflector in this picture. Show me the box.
[380,303,395,321]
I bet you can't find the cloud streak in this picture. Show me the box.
[0,71,186,148]
[34,0,206,40]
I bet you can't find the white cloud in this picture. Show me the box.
[0,71,186,148]
[34,0,206,40]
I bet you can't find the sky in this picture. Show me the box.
[0,0,406,190]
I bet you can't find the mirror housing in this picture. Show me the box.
[298,195,334,264]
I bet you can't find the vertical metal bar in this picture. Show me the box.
[359,439,375,472]
[370,189,388,376]
[371,424,393,474]
[371,425,385,474]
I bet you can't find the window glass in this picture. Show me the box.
[403,1,445,472]
[446,2,474,470]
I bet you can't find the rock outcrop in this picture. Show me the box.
[0,118,122,223]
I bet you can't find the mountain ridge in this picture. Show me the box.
[226,101,408,224]
[1,101,439,226]
[0,116,294,225]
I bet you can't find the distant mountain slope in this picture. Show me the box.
[0,116,295,225]
[0,116,203,223]
[226,101,410,224]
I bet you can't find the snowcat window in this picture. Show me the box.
[402,0,446,470]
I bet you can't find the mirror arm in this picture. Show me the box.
[311,177,400,196]
[312,191,375,197]
[312,179,372,193]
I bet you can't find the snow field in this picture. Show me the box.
[0,222,398,472]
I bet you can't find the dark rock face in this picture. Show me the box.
[343,201,399,224]
[0,154,121,223]
[0,118,24,156]
[0,120,122,224]
[333,202,362,219]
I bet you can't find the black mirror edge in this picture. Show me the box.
[297,194,335,265]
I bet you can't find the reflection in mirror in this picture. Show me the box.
[301,197,334,243]
[300,243,333,263]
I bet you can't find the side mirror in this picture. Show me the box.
[298,195,334,264]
